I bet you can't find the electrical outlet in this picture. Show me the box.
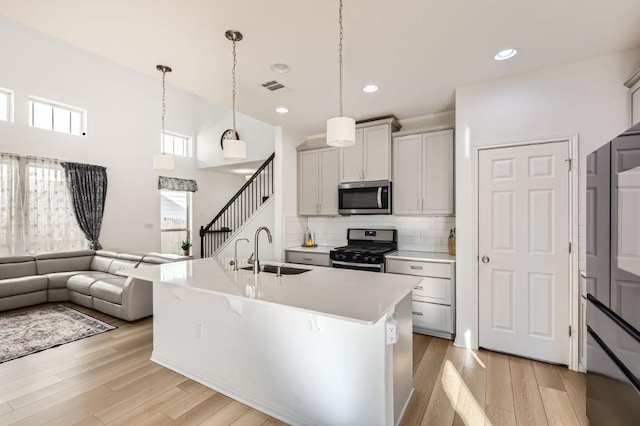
[386,318,398,345]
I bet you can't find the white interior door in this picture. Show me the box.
[479,141,570,364]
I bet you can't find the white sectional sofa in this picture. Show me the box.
[0,249,184,321]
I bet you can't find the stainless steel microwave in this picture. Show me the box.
[338,180,391,215]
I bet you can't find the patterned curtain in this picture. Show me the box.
[25,158,85,254]
[0,154,25,255]
[60,162,108,250]
[158,176,198,192]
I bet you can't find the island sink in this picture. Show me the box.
[240,265,310,275]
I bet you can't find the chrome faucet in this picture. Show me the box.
[232,238,249,271]
[252,226,273,274]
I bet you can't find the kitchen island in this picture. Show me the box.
[121,256,419,425]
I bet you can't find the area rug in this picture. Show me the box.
[0,304,116,363]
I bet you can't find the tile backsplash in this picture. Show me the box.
[299,215,456,252]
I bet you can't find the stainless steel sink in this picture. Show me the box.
[240,265,310,275]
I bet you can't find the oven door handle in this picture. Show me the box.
[332,260,383,270]
[377,187,383,208]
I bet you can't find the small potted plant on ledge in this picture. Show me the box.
[181,238,192,256]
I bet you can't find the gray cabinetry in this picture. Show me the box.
[393,129,454,215]
[297,147,339,216]
[386,257,455,339]
[339,117,400,183]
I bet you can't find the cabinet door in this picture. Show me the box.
[363,124,391,181]
[298,150,319,216]
[319,148,339,215]
[392,134,422,214]
[632,85,640,126]
[340,129,364,183]
[423,130,454,214]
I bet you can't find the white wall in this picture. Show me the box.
[0,17,268,257]
[454,49,640,349]
[216,198,276,262]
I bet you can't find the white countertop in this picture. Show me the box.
[284,245,333,254]
[120,256,418,325]
[386,251,456,263]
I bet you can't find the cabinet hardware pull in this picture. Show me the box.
[302,257,312,261]
[415,285,424,290]
[410,265,423,270]
[412,311,424,316]
[422,199,425,211]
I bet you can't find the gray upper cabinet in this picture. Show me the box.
[298,147,339,216]
[393,129,454,215]
[339,118,400,183]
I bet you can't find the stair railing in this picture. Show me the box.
[200,152,275,257]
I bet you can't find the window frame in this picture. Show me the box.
[0,87,14,122]
[160,189,192,255]
[161,130,192,157]
[28,96,87,136]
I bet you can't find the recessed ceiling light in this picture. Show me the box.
[275,107,289,114]
[271,63,291,74]
[494,48,518,61]
[363,84,379,93]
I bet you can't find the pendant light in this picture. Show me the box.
[153,64,175,170]
[326,0,355,147]
[223,30,247,160]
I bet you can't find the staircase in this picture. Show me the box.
[200,153,275,257]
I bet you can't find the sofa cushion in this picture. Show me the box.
[90,254,116,273]
[46,271,88,289]
[0,276,48,297]
[0,256,36,279]
[116,252,145,262]
[90,277,127,305]
[34,250,95,274]
[66,272,112,295]
[107,259,139,275]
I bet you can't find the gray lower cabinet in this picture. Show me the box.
[386,258,455,339]
[285,250,331,267]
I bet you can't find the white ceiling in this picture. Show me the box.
[1,0,639,137]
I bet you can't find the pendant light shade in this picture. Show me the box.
[327,116,356,147]
[326,0,355,147]
[224,30,247,161]
[152,153,175,170]
[223,138,247,160]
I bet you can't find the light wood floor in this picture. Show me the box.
[0,303,586,425]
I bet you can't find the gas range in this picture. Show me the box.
[330,229,397,272]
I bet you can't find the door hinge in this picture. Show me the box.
[569,242,572,253]
[569,325,572,337]
[566,159,572,171]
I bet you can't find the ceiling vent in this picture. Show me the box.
[262,80,285,91]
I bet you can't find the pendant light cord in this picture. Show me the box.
[232,39,237,133]
[161,69,166,147]
[338,0,344,118]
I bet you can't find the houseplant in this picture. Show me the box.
[181,238,192,256]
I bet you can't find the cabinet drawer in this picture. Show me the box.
[413,277,451,305]
[411,301,453,333]
[386,259,451,279]
[285,251,331,267]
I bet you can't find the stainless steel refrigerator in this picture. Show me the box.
[586,122,640,425]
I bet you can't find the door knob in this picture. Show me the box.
[481,255,490,264]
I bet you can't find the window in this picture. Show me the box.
[29,96,86,136]
[0,154,85,255]
[0,87,13,122]
[160,189,191,254]
[161,131,191,157]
